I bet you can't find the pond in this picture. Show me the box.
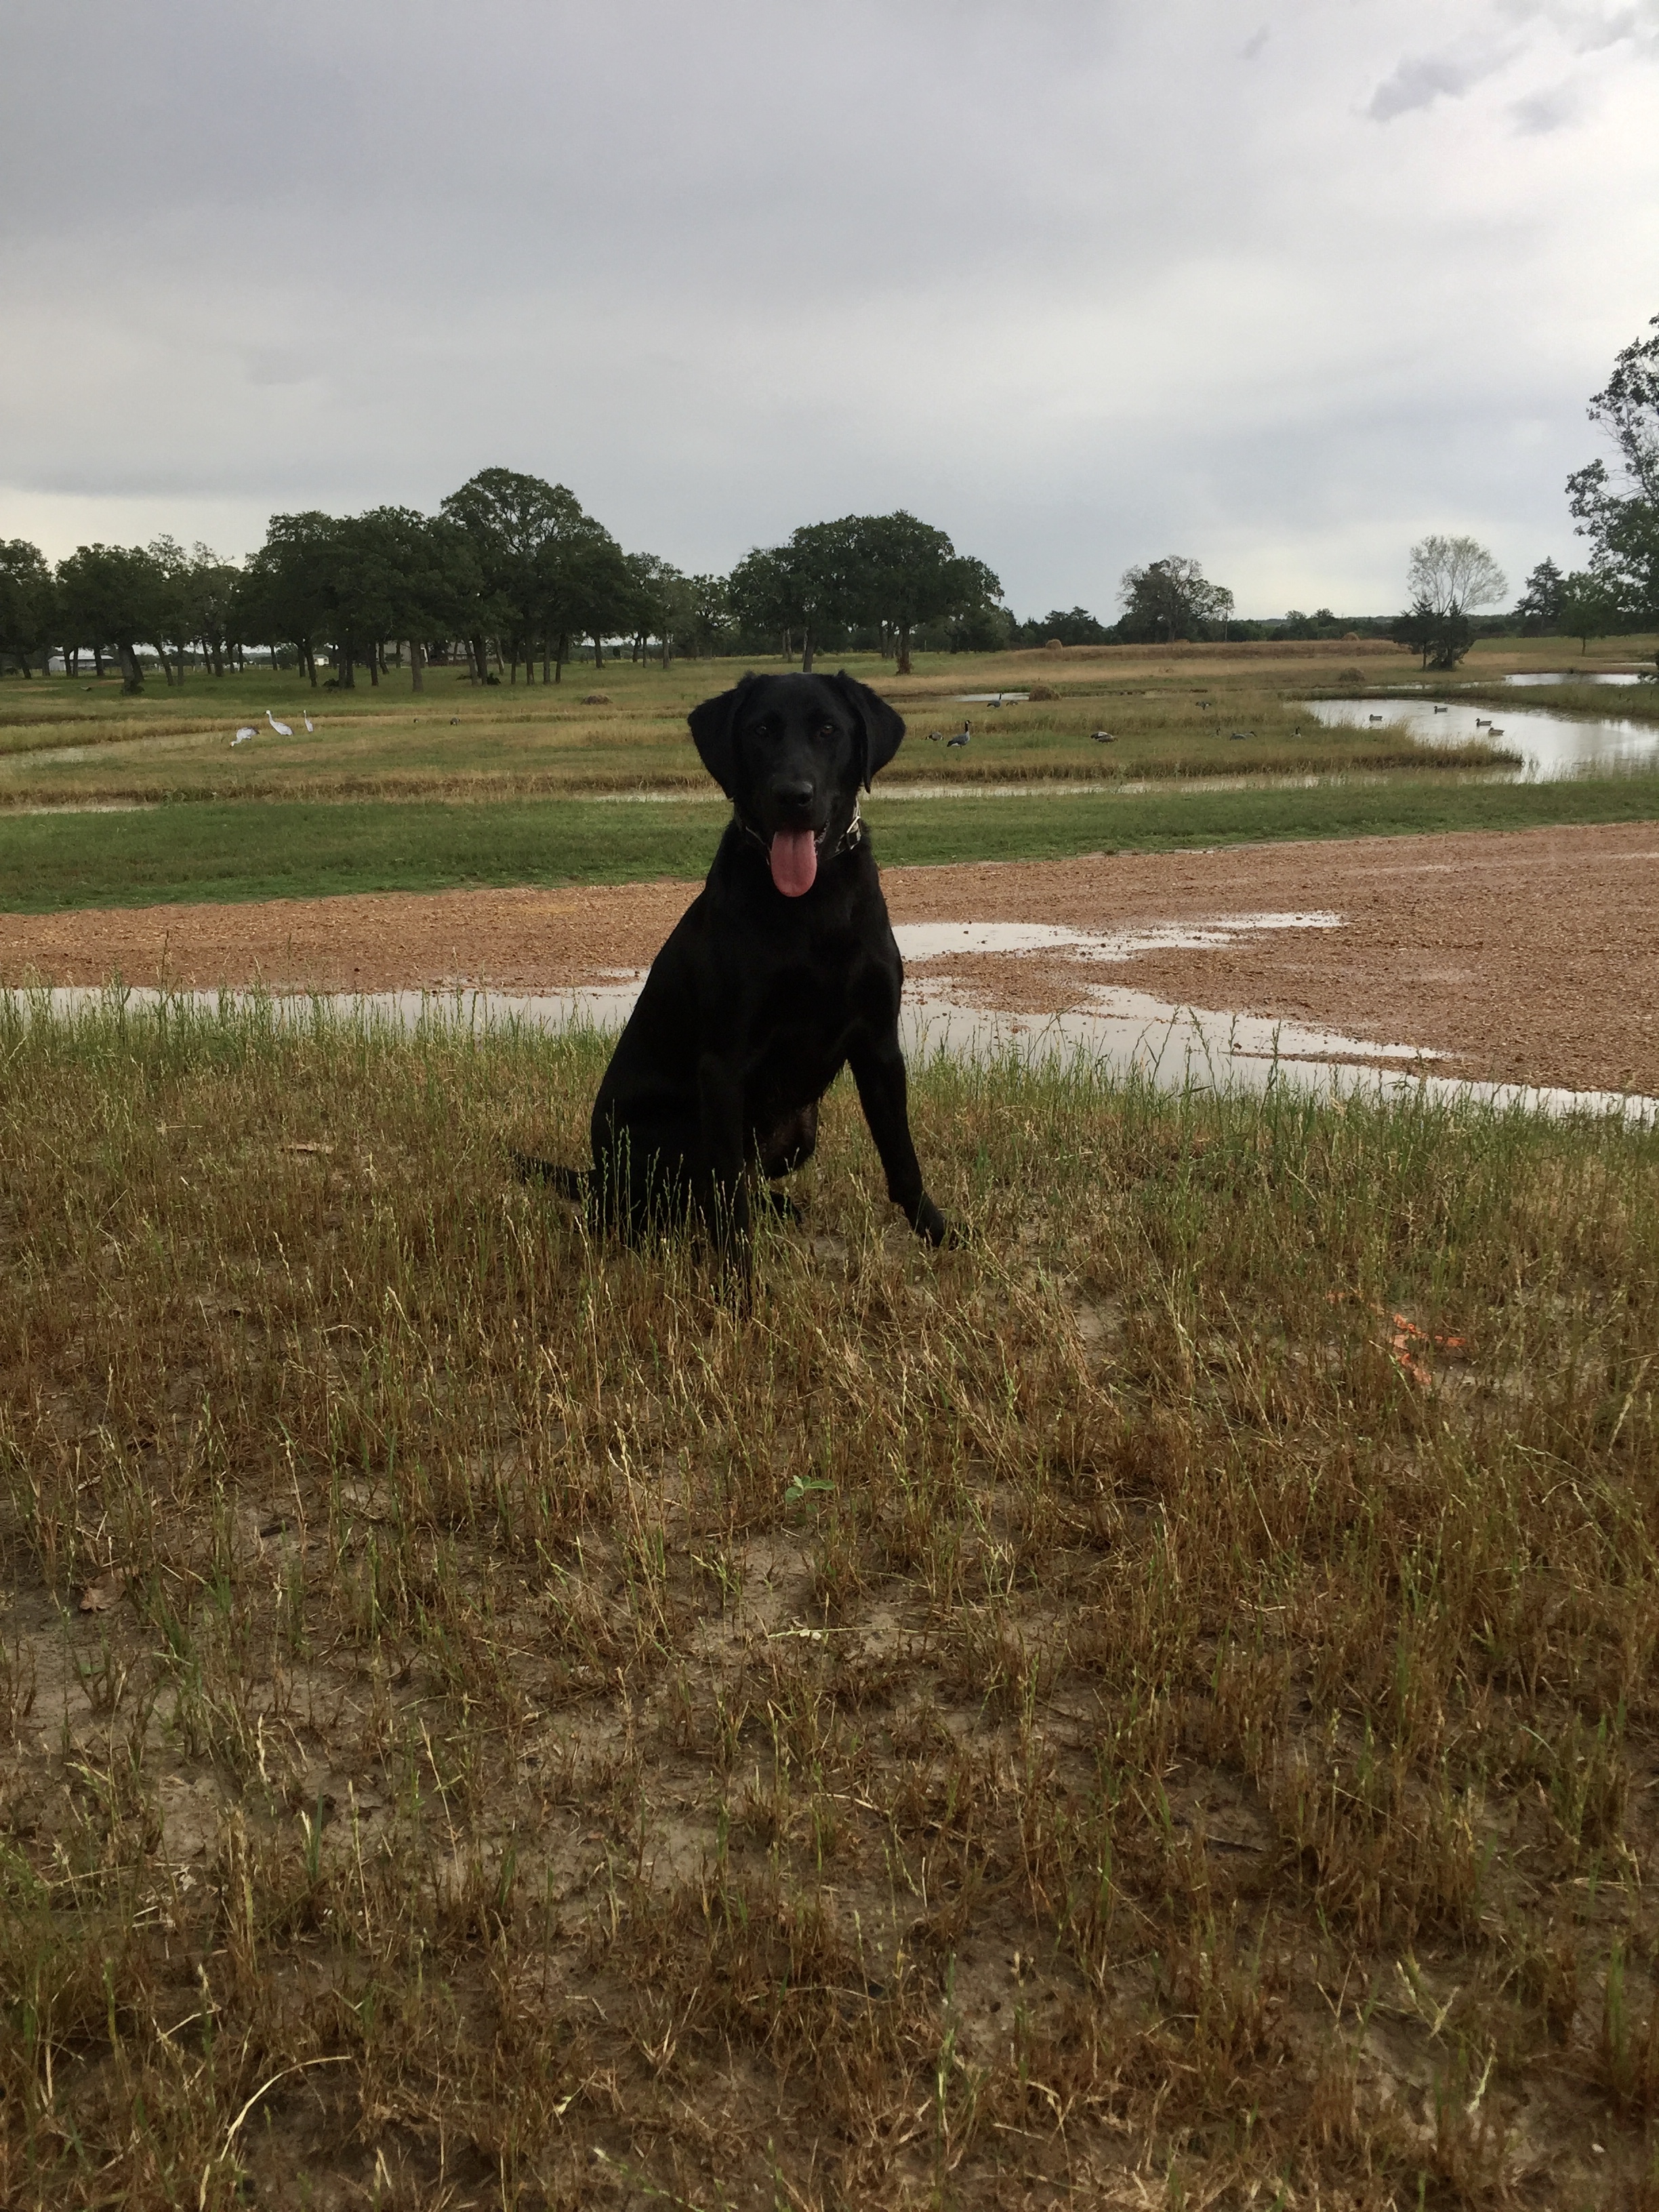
[1305,697,1659,780]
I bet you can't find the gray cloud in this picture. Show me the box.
[1366,47,1510,119]
[1,0,1655,615]
[1511,80,1583,127]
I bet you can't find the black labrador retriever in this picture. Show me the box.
[520,670,950,1265]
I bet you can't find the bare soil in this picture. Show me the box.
[5,819,1656,1095]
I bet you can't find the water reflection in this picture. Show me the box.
[1305,697,1659,780]
[1505,671,1648,687]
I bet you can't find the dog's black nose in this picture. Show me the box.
[773,778,815,815]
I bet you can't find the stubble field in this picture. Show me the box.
[3,998,1659,2208]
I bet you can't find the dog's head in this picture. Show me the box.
[687,672,905,898]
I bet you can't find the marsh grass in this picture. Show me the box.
[0,655,1499,813]
[3,996,1658,2205]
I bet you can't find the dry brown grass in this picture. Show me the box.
[3,998,1658,2206]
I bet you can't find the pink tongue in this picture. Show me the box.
[769,829,818,898]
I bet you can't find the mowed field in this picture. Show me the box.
[5,639,1659,2207]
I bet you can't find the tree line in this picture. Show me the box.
[0,472,1014,692]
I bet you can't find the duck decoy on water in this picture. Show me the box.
[1488,726,1504,737]
[1475,716,1492,728]
[1368,713,1384,724]
[1433,703,1448,714]
[267,710,293,736]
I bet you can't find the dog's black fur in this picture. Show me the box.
[518,670,949,1265]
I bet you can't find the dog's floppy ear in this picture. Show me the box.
[828,671,905,790]
[687,676,756,798]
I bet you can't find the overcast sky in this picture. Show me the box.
[2,0,1654,618]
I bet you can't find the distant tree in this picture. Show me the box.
[1024,606,1113,647]
[145,535,196,684]
[1567,312,1659,670]
[1118,556,1235,643]
[241,512,340,685]
[0,538,56,676]
[55,543,165,691]
[1514,556,1567,635]
[441,466,596,682]
[1558,568,1624,655]
[682,573,733,658]
[1396,535,1507,668]
[850,512,1002,675]
[623,552,691,667]
[188,544,243,676]
[551,527,635,674]
[731,520,865,672]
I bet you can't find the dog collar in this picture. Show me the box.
[735,802,863,859]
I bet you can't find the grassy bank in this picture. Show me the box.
[1,1000,1657,2203]
[3,771,1659,913]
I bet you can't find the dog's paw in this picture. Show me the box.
[910,1196,959,1248]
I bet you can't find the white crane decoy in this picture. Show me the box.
[232,726,256,745]
[268,710,293,736]
[303,713,314,733]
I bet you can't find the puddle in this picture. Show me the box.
[1306,697,1659,781]
[21,970,1653,1128]
[1504,671,1649,687]
[891,914,1343,962]
[951,692,1030,703]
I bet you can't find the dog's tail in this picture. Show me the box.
[510,1150,590,1202]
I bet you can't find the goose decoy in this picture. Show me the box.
[946,720,970,748]
[1090,730,1115,743]
[267,710,293,736]
[926,730,944,743]
[1229,729,1252,740]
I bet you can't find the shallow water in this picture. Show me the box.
[1306,697,1659,780]
[1504,671,1648,687]
[20,975,1654,1128]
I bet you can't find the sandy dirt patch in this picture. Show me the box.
[3,821,1656,1097]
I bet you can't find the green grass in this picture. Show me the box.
[3,997,1658,2204]
[3,771,1659,913]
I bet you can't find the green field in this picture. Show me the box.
[0,642,1525,807]
[3,999,1658,2205]
[3,772,1659,912]
[2,637,1655,912]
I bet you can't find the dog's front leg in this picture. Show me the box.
[696,1052,752,1272]
[848,1038,950,1246]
